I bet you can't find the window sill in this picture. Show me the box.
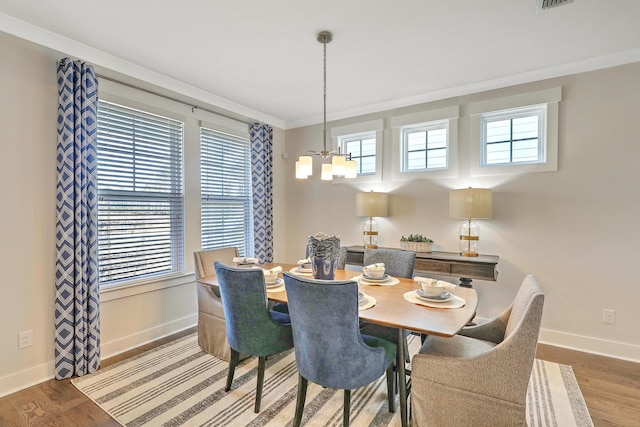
[99,272,196,302]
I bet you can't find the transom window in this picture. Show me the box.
[340,132,376,175]
[401,120,449,172]
[96,101,185,286]
[481,105,546,166]
[200,127,254,257]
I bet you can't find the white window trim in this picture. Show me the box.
[469,87,561,176]
[331,119,384,183]
[391,105,459,181]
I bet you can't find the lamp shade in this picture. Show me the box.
[356,192,389,217]
[449,188,492,219]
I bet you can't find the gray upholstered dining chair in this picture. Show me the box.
[282,272,396,427]
[193,247,239,362]
[360,248,417,367]
[214,261,294,413]
[411,274,545,426]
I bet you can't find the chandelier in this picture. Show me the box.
[295,31,357,181]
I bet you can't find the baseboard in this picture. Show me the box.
[0,360,55,399]
[538,328,640,363]
[0,314,197,399]
[101,314,197,359]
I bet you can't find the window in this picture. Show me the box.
[481,105,546,166]
[340,132,376,175]
[401,120,449,172]
[469,87,561,176]
[391,106,459,180]
[200,127,254,256]
[96,101,184,286]
[331,119,384,183]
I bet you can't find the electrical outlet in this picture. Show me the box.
[18,330,33,349]
[602,309,616,324]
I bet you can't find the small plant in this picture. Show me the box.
[400,234,434,243]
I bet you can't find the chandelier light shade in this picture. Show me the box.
[356,191,389,249]
[449,187,492,257]
[295,31,357,181]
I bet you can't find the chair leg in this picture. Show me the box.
[225,349,239,392]
[403,336,410,363]
[293,374,308,427]
[385,365,395,413]
[254,356,266,413]
[343,389,351,427]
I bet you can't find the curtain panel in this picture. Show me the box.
[249,123,274,263]
[54,58,100,379]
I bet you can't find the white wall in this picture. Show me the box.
[284,63,640,362]
[0,31,287,397]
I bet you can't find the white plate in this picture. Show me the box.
[415,289,453,302]
[266,278,283,287]
[358,291,365,302]
[361,273,390,282]
[296,267,313,274]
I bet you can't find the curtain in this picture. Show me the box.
[54,58,100,379]
[249,123,274,263]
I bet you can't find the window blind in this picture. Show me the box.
[200,128,253,256]
[96,101,184,285]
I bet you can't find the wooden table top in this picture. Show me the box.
[197,263,478,338]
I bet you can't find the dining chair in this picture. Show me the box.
[193,247,239,362]
[411,274,545,426]
[360,248,417,368]
[214,261,294,413]
[282,272,397,427]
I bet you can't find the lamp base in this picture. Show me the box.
[460,252,479,257]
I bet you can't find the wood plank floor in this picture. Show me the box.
[1,328,638,427]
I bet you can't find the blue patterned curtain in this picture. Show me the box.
[249,123,274,263]
[55,58,100,379]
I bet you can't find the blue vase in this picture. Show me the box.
[310,255,338,280]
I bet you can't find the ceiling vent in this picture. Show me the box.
[537,0,574,12]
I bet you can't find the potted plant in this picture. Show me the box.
[400,234,434,252]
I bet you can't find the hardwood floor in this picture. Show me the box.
[1,328,638,426]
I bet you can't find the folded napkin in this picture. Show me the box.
[262,266,282,274]
[233,257,259,264]
[297,258,310,264]
[364,263,385,269]
[414,277,457,292]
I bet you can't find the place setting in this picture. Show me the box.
[353,263,400,286]
[358,290,376,310]
[404,277,466,308]
[288,258,314,276]
[263,266,285,292]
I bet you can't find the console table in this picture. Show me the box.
[346,245,499,287]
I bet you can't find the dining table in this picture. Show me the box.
[197,263,478,427]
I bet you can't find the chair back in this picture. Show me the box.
[363,248,416,278]
[214,261,293,356]
[282,272,388,390]
[194,247,239,279]
[504,274,545,340]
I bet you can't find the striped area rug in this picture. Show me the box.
[72,333,592,426]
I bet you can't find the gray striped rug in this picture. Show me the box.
[72,333,592,426]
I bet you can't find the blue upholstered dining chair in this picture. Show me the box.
[360,248,417,369]
[213,261,294,413]
[282,272,396,427]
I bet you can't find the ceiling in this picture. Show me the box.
[1,0,640,129]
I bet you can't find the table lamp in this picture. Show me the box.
[449,187,492,257]
[356,191,389,249]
